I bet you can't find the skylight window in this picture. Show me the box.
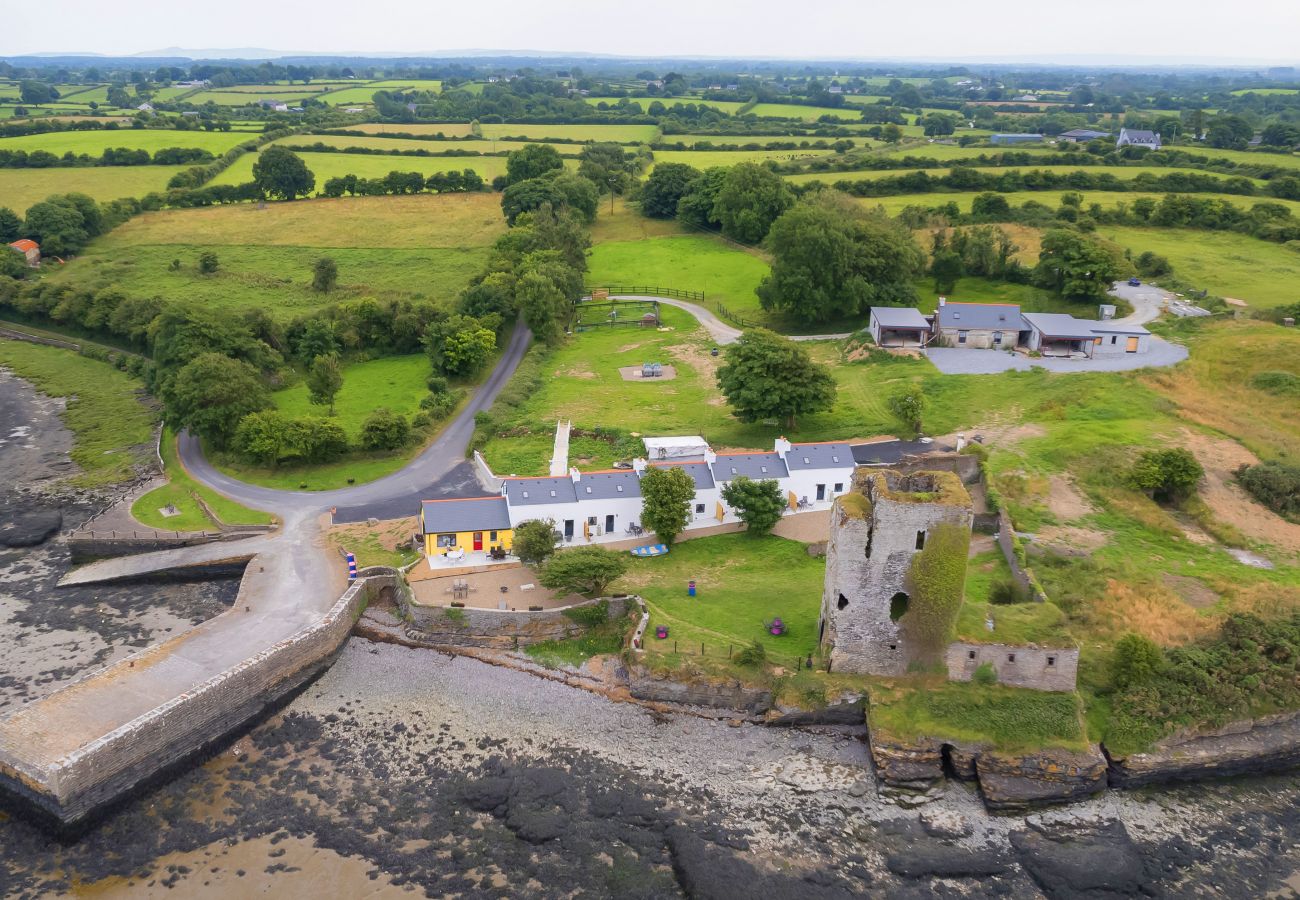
[585,486,592,493]
[550,490,556,497]
[522,491,529,498]
[616,485,623,492]
[760,466,767,473]
[832,456,839,463]
[731,467,738,474]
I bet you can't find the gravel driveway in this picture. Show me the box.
[926,338,1188,375]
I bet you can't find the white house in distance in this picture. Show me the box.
[1117,128,1161,150]
[421,436,861,562]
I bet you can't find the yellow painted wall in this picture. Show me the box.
[423,528,514,557]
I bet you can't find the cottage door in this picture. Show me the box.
[605,514,615,534]
[1126,337,1140,353]
[472,532,483,551]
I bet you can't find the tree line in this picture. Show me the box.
[0,146,216,169]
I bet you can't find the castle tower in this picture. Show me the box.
[818,468,973,675]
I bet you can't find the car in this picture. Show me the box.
[1127,277,1141,286]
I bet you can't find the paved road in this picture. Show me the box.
[1107,281,1173,326]
[614,295,854,344]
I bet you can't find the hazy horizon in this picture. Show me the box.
[5,0,1299,65]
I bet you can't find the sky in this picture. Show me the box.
[4,0,1300,64]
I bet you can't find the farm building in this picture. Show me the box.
[7,239,40,267]
[869,306,932,348]
[934,300,1027,349]
[420,497,514,558]
[1022,313,1102,358]
[1117,128,1161,150]
[989,133,1045,145]
[1088,321,1152,355]
[1057,128,1111,143]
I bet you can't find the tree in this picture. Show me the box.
[505,143,564,186]
[165,353,270,449]
[639,162,699,218]
[930,249,963,294]
[312,257,338,292]
[1260,123,1300,148]
[1111,633,1165,691]
[639,465,697,545]
[756,191,923,324]
[881,123,903,143]
[716,328,836,429]
[516,267,570,345]
[251,146,315,200]
[720,476,785,534]
[711,163,793,244]
[922,113,956,136]
[1032,228,1127,302]
[234,409,292,464]
[513,518,560,567]
[19,80,56,105]
[426,314,497,376]
[539,546,628,597]
[970,192,1011,221]
[0,247,29,280]
[359,408,410,450]
[1205,115,1254,150]
[1130,448,1204,502]
[501,172,599,225]
[284,416,349,463]
[900,522,970,658]
[577,143,632,194]
[675,167,728,230]
[887,384,927,436]
[198,250,219,274]
[306,352,343,415]
[0,207,21,243]
[22,196,95,257]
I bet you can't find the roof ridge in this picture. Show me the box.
[420,495,503,504]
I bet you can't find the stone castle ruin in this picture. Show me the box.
[818,468,974,675]
[819,465,1078,691]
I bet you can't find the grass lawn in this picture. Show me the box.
[667,135,868,149]
[271,134,578,156]
[0,341,156,488]
[867,678,1089,752]
[0,165,192,212]
[0,129,252,155]
[270,354,430,440]
[586,233,770,318]
[747,102,863,122]
[210,150,534,187]
[651,148,835,169]
[1099,227,1300,309]
[132,429,275,530]
[621,532,825,666]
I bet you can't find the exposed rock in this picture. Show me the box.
[946,742,981,781]
[626,667,772,715]
[0,507,62,548]
[765,692,865,726]
[768,754,864,794]
[886,844,1010,879]
[1107,710,1300,787]
[977,746,1107,811]
[920,808,972,839]
[867,732,944,789]
[1011,818,1154,898]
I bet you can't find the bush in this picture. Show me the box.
[419,389,460,421]
[734,640,767,667]
[539,546,629,596]
[989,577,1032,605]
[887,384,926,436]
[1134,250,1172,277]
[1236,461,1300,520]
[197,250,219,274]
[972,662,998,685]
[1110,632,1164,691]
[513,518,559,567]
[1249,371,1300,396]
[562,599,610,627]
[1129,448,1204,502]
[359,407,411,450]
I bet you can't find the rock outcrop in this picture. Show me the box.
[1106,710,1300,787]
[867,732,944,789]
[976,747,1107,811]
[626,668,772,715]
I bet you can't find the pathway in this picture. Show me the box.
[614,295,853,345]
[549,419,571,477]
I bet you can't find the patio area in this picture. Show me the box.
[408,561,584,611]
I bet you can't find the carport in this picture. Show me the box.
[869,306,932,348]
[1022,313,1099,359]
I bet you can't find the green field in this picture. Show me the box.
[0,128,253,155]
[46,193,504,317]
[1100,226,1300,308]
[785,164,1265,186]
[0,165,191,213]
[269,133,577,156]
[0,340,156,488]
[367,79,444,92]
[480,123,661,143]
[316,87,383,106]
[651,148,836,169]
[587,96,747,115]
[747,102,863,122]
[587,234,770,316]
[132,429,274,530]
[349,122,476,137]
[625,532,825,664]
[186,90,319,106]
[269,354,431,438]
[1230,88,1300,96]
[210,149,528,187]
[860,188,1300,217]
[666,134,867,149]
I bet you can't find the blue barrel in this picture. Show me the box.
[688,580,696,597]
[346,552,357,580]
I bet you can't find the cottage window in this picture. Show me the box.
[915,530,926,550]
[695,503,706,514]
[958,330,968,344]
[437,534,458,548]
[587,516,598,526]
[1110,335,1118,345]
[837,593,849,611]
[1007,653,1016,663]
[489,531,498,541]
[834,483,843,493]
[968,650,976,660]
[993,331,1003,344]
[1047,655,1056,667]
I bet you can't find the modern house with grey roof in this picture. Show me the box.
[1117,128,1161,150]
[934,300,1028,350]
[870,306,932,348]
[1021,313,1101,357]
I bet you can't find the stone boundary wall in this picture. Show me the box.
[473,451,503,493]
[945,642,1079,692]
[897,452,981,484]
[405,595,630,649]
[0,325,80,351]
[0,570,396,827]
[67,531,264,565]
[996,509,1047,603]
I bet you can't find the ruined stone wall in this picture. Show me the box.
[0,572,395,827]
[820,471,973,675]
[405,596,630,649]
[945,642,1079,692]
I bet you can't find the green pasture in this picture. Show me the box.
[480,122,660,143]
[1230,88,1299,95]
[665,134,867,149]
[0,165,190,212]
[860,188,1300,217]
[269,353,431,438]
[367,79,443,92]
[0,340,156,488]
[747,102,863,122]
[625,532,825,665]
[0,128,252,155]
[150,86,198,102]
[785,164,1265,186]
[1100,226,1300,309]
[587,234,770,317]
[350,122,475,137]
[269,133,576,156]
[132,428,273,530]
[316,87,383,106]
[186,90,317,106]
[587,96,747,115]
[650,147,836,169]
[209,149,528,187]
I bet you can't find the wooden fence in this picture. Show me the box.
[585,285,705,302]
[713,302,759,329]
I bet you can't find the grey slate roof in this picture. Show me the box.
[1059,128,1110,140]
[648,461,715,490]
[1022,312,1102,339]
[1089,321,1151,335]
[574,471,642,500]
[1120,128,1159,144]
[712,452,789,482]
[421,497,512,534]
[936,303,1027,331]
[786,442,854,471]
[871,306,931,330]
[503,477,577,506]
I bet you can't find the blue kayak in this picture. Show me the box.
[630,543,669,557]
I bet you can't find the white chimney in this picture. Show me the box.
[774,436,792,458]
[938,297,946,307]
[632,458,647,474]
[570,466,581,483]
[955,433,966,453]
[704,449,717,465]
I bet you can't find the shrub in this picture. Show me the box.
[734,640,767,667]
[539,546,629,596]
[1129,448,1204,502]
[1110,632,1165,691]
[419,389,460,422]
[197,250,219,274]
[1249,371,1300,396]
[972,662,998,686]
[562,599,610,627]
[513,518,559,567]
[1134,250,1172,277]
[359,407,411,450]
[990,577,1032,605]
[887,384,926,436]
[1236,461,1300,520]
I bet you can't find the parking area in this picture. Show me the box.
[925,339,1188,375]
